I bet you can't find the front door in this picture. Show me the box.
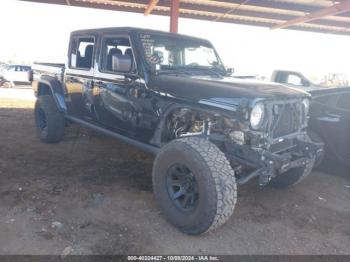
[92,35,140,134]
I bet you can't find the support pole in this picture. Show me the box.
[170,0,180,33]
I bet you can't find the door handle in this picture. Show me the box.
[85,80,93,89]
[66,76,75,82]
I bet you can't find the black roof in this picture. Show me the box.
[71,27,211,43]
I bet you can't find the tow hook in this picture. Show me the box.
[259,170,271,186]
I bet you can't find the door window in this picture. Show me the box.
[70,37,95,70]
[100,36,135,73]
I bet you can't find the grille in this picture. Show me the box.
[271,103,301,138]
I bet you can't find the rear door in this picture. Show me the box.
[64,35,96,120]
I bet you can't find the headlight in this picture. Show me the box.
[250,103,265,130]
[302,99,309,115]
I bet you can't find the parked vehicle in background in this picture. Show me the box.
[271,70,321,90]
[271,70,350,166]
[271,70,349,90]
[32,27,322,235]
[0,64,33,88]
[308,87,350,166]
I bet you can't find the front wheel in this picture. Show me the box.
[34,95,65,143]
[152,137,237,235]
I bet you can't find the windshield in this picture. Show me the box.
[139,33,225,74]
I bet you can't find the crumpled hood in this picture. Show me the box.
[151,74,309,106]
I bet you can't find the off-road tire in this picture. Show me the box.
[269,158,315,188]
[152,137,237,235]
[34,95,65,143]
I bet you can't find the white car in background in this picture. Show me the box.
[0,64,33,88]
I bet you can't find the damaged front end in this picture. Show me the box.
[222,98,324,186]
[159,96,323,186]
[226,139,321,185]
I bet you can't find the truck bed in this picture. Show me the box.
[32,62,65,75]
[32,62,65,96]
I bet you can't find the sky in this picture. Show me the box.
[1,0,350,80]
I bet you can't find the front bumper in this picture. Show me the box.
[226,138,324,185]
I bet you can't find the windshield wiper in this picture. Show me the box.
[157,68,194,76]
[157,66,225,77]
[189,67,224,77]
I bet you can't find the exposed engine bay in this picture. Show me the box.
[162,108,241,142]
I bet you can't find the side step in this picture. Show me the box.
[65,115,159,155]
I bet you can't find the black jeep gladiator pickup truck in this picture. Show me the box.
[32,27,322,235]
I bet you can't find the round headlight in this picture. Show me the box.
[302,99,310,114]
[250,103,265,130]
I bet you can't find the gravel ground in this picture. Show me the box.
[0,87,349,255]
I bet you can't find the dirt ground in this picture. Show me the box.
[0,87,349,255]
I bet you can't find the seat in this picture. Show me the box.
[84,44,94,69]
[125,48,134,69]
[125,48,133,57]
[77,44,94,69]
[111,54,132,72]
[107,48,122,71]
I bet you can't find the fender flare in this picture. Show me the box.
[37,75,67,112]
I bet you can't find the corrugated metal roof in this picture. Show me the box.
[20,0,350,35]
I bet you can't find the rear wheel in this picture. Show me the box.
[34,95,65,143]
[2,81,13,88]
[152,137,237,235]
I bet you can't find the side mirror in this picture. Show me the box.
[226,67,234,76]
[112,54,131,72]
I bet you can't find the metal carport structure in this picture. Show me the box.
[20,0,350,35]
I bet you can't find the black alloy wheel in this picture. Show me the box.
[166,163,199,212]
